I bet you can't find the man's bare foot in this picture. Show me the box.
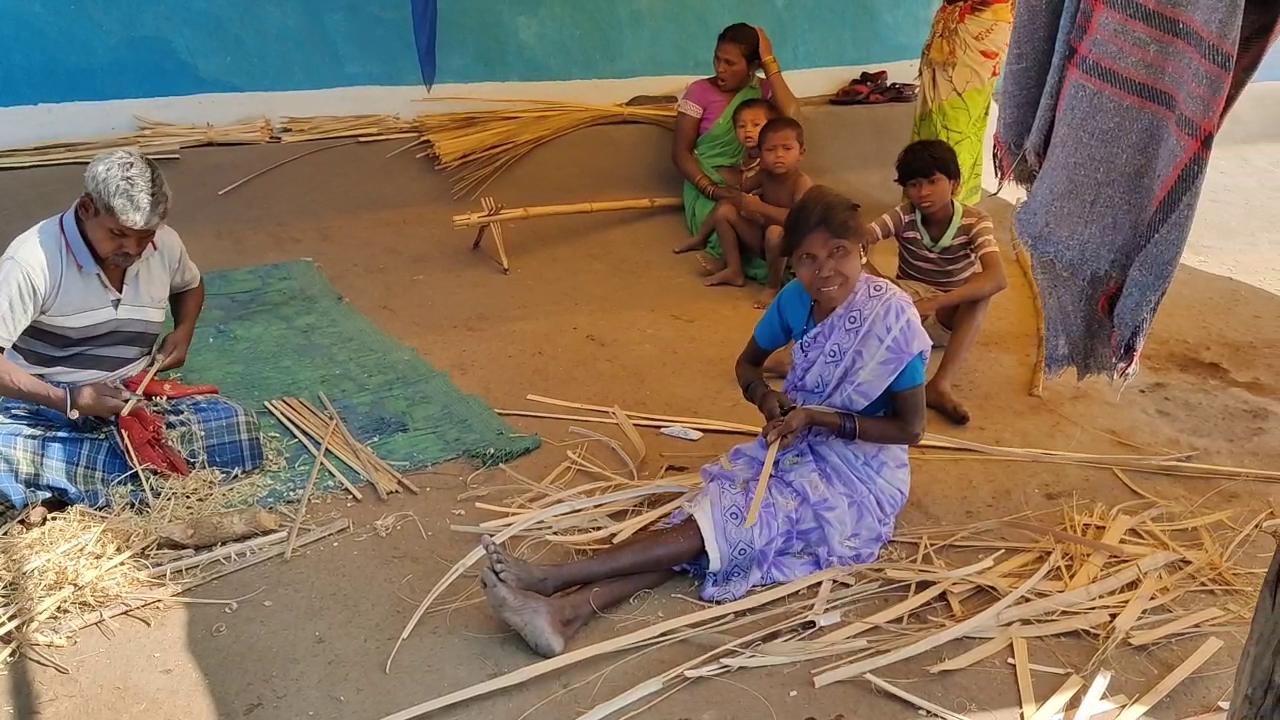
[926,379,971,425]
[695,253,726,277]
[21,504,49,529]
[480,535,559,596]
[480,567,568,658]
[673,236,706,254]
[703,268,746,287]
[753,287,780,310]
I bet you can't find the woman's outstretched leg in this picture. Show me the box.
[482,519,704,596]
[481,567,674,657]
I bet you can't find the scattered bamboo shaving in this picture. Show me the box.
[1114,637,1224,720]
[1014,635,1038,720]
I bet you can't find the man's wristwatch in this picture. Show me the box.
[64,386,80,420]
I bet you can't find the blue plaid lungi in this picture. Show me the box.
[0,394,265,522]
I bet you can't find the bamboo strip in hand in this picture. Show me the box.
[743,441,779,529]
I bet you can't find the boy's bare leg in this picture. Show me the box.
[705,204,754,287]
[675,211,716,254]
[754,225,787,308]
[481,567,673,657]
[481,520,704,596]
[926,297,991,425]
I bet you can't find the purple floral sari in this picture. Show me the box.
[677,276,932,602]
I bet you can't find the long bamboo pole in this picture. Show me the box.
[452,197,682,229]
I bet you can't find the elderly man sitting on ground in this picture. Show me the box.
[0,149,264,525]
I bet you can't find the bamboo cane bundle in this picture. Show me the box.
[412,100,677,198]
[275,114,416,143]
[264,397,405,498]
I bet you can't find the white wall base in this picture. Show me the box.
[0,61,919,149]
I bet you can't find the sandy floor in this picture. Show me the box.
[0,103,1277,720]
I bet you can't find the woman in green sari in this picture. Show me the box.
[671,23,800,283]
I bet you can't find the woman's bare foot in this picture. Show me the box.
[703,268,746,287]
[673,236,706,254]
[694,252,726,277]
[753,287,780,309]
[480,567,568,658]
[926,379,971,425]
[480,535,559,596]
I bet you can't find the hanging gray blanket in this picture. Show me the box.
[995,0,1279,379]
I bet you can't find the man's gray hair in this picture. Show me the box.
[83,149,171,230]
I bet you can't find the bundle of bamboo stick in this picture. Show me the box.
[263,395,418,501]
[0,117,274,170]
[412,99,677,197]
[382,394,1268,720]
[275,115,417,143]
[0,100,678,193]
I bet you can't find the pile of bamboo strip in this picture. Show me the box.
[0,101,678,198]
[263,394,418,501]
[275,115,417,143]
[0,117,273,169]
[382,396,1268,720]
[411,99,677,198]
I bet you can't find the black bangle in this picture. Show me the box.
[742,379,769,405]
[838,412,860,440]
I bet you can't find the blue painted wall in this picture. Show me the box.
[435,1,937,83]
[0,0,937,107]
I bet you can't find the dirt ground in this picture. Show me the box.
[0,103,1277,720]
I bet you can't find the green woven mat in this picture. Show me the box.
[181,260,539,504]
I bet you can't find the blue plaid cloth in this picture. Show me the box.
[0,393,265,523]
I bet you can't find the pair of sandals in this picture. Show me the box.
[830,70,918,105]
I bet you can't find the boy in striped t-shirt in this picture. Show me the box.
[867,140,1008,425]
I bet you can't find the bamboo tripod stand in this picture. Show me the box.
[456,196,683,274]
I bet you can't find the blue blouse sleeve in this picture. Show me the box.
[752,280,808,351]
[887,353,928,392]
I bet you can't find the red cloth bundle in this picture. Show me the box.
[118,408,190,476]
[117,370,218,476]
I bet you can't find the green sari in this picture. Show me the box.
[682,81,769,283]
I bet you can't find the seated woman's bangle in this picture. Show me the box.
[742,379,769,405]
[837,412,860,440]
[762,56,782,76]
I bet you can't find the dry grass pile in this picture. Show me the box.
[0,413,358,668]
[381,394,1274,720]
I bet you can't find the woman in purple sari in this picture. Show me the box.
[480,187,931,657]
